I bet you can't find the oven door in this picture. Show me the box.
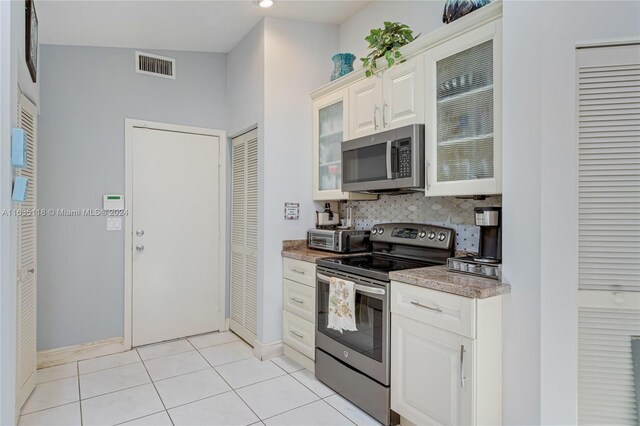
[316,270,389,385]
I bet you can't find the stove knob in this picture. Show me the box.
[438,232,447,241]
[372,228,378,235]
[378,228,384,235]
[428,231,436,240]
[419,230,427,239]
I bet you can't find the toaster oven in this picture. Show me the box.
[307,229,370,253]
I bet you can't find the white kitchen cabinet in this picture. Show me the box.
[349,75,383,138]
[391,281,502,426]
[282,257,316,371]
[349,56,424,139]
[424,19,502,196]
[392,314,473,426]
[312,89,376,201]
[382,56,425,131]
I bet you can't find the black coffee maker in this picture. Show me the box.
[474,207,502,263]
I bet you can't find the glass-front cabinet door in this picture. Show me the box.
[312,89,376,200]
[425,19,502,197]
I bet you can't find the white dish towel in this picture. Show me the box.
[327,276,357,333]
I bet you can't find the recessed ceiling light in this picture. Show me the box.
[258,0,273,8]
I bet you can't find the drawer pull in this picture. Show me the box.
[289,296,304,304]
[410,300,442,313]
[290,330,304,339]
[291,268,306,275]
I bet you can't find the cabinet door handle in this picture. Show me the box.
[290,330,304,339]
[374,105,380,130]
[289,296,304,304]
[460,344,466,388]
[410,300,442,313]
[291,268,305,275]
[383,103,388,128]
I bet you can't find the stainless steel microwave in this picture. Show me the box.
[341,124,424,194]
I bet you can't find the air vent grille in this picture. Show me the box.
[135,51,175,79]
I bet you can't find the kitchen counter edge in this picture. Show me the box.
[389,265,511,299]
[282,240,355,263]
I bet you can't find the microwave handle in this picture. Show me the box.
[386,140,393,179]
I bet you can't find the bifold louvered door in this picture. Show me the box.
[577,43,640,425]
[230,129,258,344]
[16,93,37,411]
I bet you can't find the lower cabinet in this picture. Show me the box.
[391,281,503,426]
[282,257,316,371]
[392,315,474,425]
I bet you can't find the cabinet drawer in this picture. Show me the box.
[283,279,316,323]
[282,311,315,359]
[391,281,476,339]
[283,258,316,287]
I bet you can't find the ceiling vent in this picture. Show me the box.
[135,51,175,79]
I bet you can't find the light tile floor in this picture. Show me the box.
[19,331,380,426]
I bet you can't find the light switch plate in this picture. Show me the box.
[107,217,122,231]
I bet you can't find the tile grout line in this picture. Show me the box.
[112,410,166,426]
[187,337,264,423]
[136,348,176,426]
[76,361,84,426]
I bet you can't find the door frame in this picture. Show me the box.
[124,118,227,349]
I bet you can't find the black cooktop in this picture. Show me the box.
[317,254,442,282]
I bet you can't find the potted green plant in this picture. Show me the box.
[360,22,418,77]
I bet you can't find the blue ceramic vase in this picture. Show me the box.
[330,53,356,81]
[443,0,491,24]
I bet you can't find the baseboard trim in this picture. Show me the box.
[253,339,284,361]
[37,337,128,369]
[283,345,314,372]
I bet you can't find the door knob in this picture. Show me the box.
[136,229,144,237]
[136,244,145,252]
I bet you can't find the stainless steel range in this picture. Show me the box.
[315,223,455,425]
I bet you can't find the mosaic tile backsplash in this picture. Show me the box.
[340,193,502,253]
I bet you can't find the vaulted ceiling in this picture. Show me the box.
[36,0,370,53]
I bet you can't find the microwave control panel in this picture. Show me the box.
[398,141,412,178]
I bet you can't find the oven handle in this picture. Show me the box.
[317,273,386,296]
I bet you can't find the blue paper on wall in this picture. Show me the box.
[11,128,27,168]
[12,177,28,202]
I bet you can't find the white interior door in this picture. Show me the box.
[16,93,37,411]
[229,129,258,345]
[132,126,220,347]
[577,43,640,425]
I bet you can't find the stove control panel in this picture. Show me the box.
[370,222,454,250]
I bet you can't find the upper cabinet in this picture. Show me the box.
[383,57,425,131]
[424,19,502,197]
[312,89,377,200]
[349,56,425,139]
[310,1,502,200]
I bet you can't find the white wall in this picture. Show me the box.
[338,0,444,60]
[534,2,640,424]
[261,17,338,344]
[226,20,265,326]
[1,0,39,422]
[501,2,543,423]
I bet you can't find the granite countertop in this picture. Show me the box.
[281,240,356,263]
[389,265,511,299]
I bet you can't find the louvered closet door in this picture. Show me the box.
[230,129,258,344]
[577,43,640,425]
[16,93,37,411]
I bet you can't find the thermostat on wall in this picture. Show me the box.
[103,194,124,210]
